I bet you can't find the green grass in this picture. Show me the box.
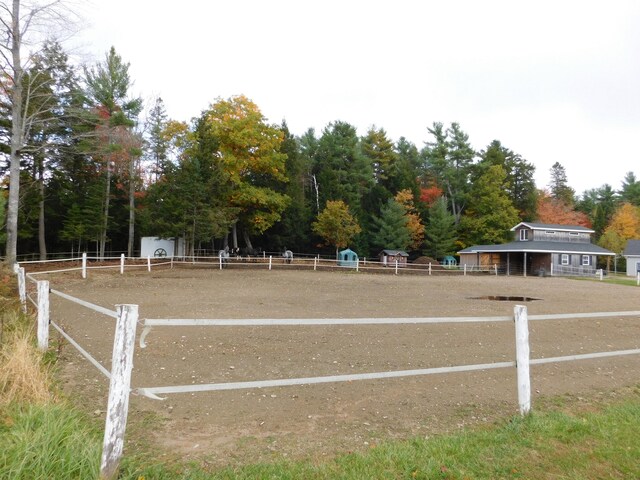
[0,402,102,480]
[4,392,635,480]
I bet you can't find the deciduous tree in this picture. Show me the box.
[312,200,361,258]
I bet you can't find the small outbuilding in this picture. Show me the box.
[140,237,184,258]
[337,248,359,267]
[379,249,409,267]
[441,255,458,268]
[623,239,640,276]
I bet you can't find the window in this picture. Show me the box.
[519,229,529,241]
[561,254,569,265]
[545,231,555,235]
[581,255,590,266]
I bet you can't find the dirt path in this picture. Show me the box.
[43,267,640,466]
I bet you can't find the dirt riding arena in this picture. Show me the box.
[43,266,640,466]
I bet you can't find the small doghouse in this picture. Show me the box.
[337,248,359,267]
[442,255,458,268]
[379,249,408,267]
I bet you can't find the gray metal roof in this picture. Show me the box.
[458,240,615,256]
[380,249,409,256]
[510,222,594,233]
[623,239,640,256]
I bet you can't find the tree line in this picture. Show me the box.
[2,2,640,266]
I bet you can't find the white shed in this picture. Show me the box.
[623,239,640,276]
[140,237,184,258]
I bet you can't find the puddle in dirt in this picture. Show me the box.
[469,295,541,302]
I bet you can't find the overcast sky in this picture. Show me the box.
[73,0,640,195]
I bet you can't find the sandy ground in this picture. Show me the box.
[36,265,640,466]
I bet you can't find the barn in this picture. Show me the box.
[458,222,615,276]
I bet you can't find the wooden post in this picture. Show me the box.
[82,252,87,279]
[395,260,398,275]
[494,264,498,276]
[356,258,359,272]
[514,305,531,415]
[463,264,467,276]
[599,269,603,281]
[171,256,174,269]
[637,272,639,286]
[100,304,138,480]
[37,280,49,351]
[550,262,554,276]
[313,257,317,271]
[429,263,431,275]
[269,256,272,270]
[120,254,125,274]
[17,267,26,313]
[147,256,151,272]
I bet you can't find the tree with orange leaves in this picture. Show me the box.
[536,191,591,227]
[598,202,640,255]
[394,189,424,250]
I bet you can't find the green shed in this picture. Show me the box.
[338,248,359,267]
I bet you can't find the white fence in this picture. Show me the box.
[14,259,640,478]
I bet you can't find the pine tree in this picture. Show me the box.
[424,196,457,260]
[371,199,411,251]
[548,162,575,206]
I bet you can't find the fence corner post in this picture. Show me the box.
[100,304,138,480]
[37,280,50,351]
[514,304,531,415]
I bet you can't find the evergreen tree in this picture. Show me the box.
[145,96,169,181]
[548,162,575,206]
[459,165,520,246]
[421,122,475,224]
[424,196,457,260]
[477,140,537,220]
[370,199,411,251]
[619,171,640,206]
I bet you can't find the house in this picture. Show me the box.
[623,239,640,276]
[458,222,615,276]
[379,249,409,267]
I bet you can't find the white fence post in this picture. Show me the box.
[100,304,138,480]
[494,264,498,276]
[17,267,26,313]
[269,256,272,270]
[356,258,359,272]
[463,264,467,276]
[637,272,639,286]
[82,252,87,279]
[120,254,125,275]
[429,263,432,276]
[37,280,50,351]
[514,305,531,415]
[314,257,317,271]
[147,256,151,272]
[395,260,398,275]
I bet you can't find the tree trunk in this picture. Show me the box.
[38,164,47,260]
[100,165,111,259]
[242,229,253,251]
[127,157,135,257]
[232,222,238,250]
[5,0,23,265]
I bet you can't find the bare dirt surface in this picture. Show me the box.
[36,265,640,467]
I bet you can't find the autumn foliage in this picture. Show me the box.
[536,192,591,227]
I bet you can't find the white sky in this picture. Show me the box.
[72,0,640,195]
